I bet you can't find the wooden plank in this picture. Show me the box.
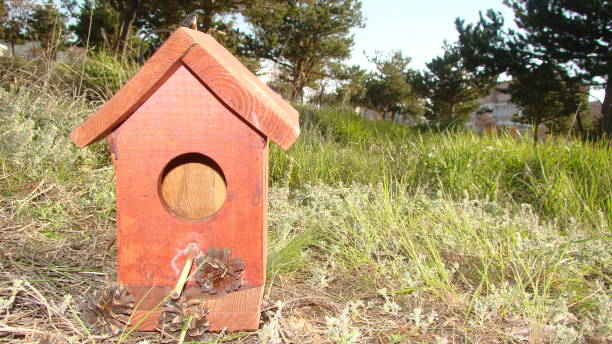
[181,31,300,149]
[70,28,299,150]
[128,286,262,332]
[70,29,198,147]
[160,153,227,220]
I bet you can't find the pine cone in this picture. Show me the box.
[195,247,244,295]
[78,284,134,336]
[159,297,209,342]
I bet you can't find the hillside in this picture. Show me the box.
[0,80,610,343]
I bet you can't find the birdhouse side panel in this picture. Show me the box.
[111,65,268,289]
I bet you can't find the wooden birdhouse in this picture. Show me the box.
[70,28,299,333]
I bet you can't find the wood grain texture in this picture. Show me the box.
[160,153,227,220]
[70,29,195,147]
[181,29,300,149]
[112,66,268,331]
[70,27,299,150]
[128,286,263,332]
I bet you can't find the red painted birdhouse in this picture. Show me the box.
[70,28,299,332]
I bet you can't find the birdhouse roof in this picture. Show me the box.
[70,28,299,150]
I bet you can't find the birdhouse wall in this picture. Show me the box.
[110,65,268,290]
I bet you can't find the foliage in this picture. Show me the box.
[507,61,589,139]
[409,44,495,123]
[334,65,368,108]
[457,1,612,136]
[456,9,595,139]
[506,0,610,82]
[27,1,68,56]
[0,0,35,53]
[72,0,119,49]
[245,0,364,101]
[506,0,612,135]
[363,51,423,120]
[455,10,512,79]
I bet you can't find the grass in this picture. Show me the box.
[271,106,611,230]
[0,55,610,343]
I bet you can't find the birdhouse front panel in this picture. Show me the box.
[70,28,299,334]
[110,65,268,330]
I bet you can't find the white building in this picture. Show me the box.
[468,81,531,133]
[0,40,43,59]
[0,42,8,57]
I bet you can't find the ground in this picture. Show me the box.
[0,65,610,343]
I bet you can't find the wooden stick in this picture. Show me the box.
[170,250,196,300]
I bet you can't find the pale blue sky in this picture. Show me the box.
[349,0,604,101]
[349,0,515,70]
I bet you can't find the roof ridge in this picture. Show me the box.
[70,28,299,150]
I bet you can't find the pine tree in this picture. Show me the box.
[0,1,7,37]
[72,1,119,49]
[28,1,68,56]
[184,0,247,34]
[409,44,495,123]
[506,0,611,135]
[1,0,35,56]
[335,65,368,108]
[507,61,588,141]
[456,8,594,139]
[245,0,364,102]
[363,51,423,121]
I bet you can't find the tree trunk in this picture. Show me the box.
[601,80,611,136]
[575,110,584,137]
[533,119,540,144]
[116,12,137,56]
[449,96,456,120]
[290,61,305,102]
[317,83,326,107]
[113,0,140,57]
[201,12,214,33]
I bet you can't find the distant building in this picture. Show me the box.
[468,81,531,133]
[0,42,8,56]
[56,46,87,63]
[0,41,42,59]
[469,81,603,133]
[0,40,86,63]
[355,106,427,125]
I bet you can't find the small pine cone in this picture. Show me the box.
[78,284,134,336]
[159,297,209,343]
[195,247,244,295]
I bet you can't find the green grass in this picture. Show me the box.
[266,106,611,342]
[0,60,610,343]
[271,106,611,230]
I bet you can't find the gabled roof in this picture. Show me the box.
[70,28,299,150]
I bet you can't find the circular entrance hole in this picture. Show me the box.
[159,153,227,220]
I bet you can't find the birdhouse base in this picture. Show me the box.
[127,285,263,332]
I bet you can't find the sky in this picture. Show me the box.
[348,0,514,70]
[348,0,604,101]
